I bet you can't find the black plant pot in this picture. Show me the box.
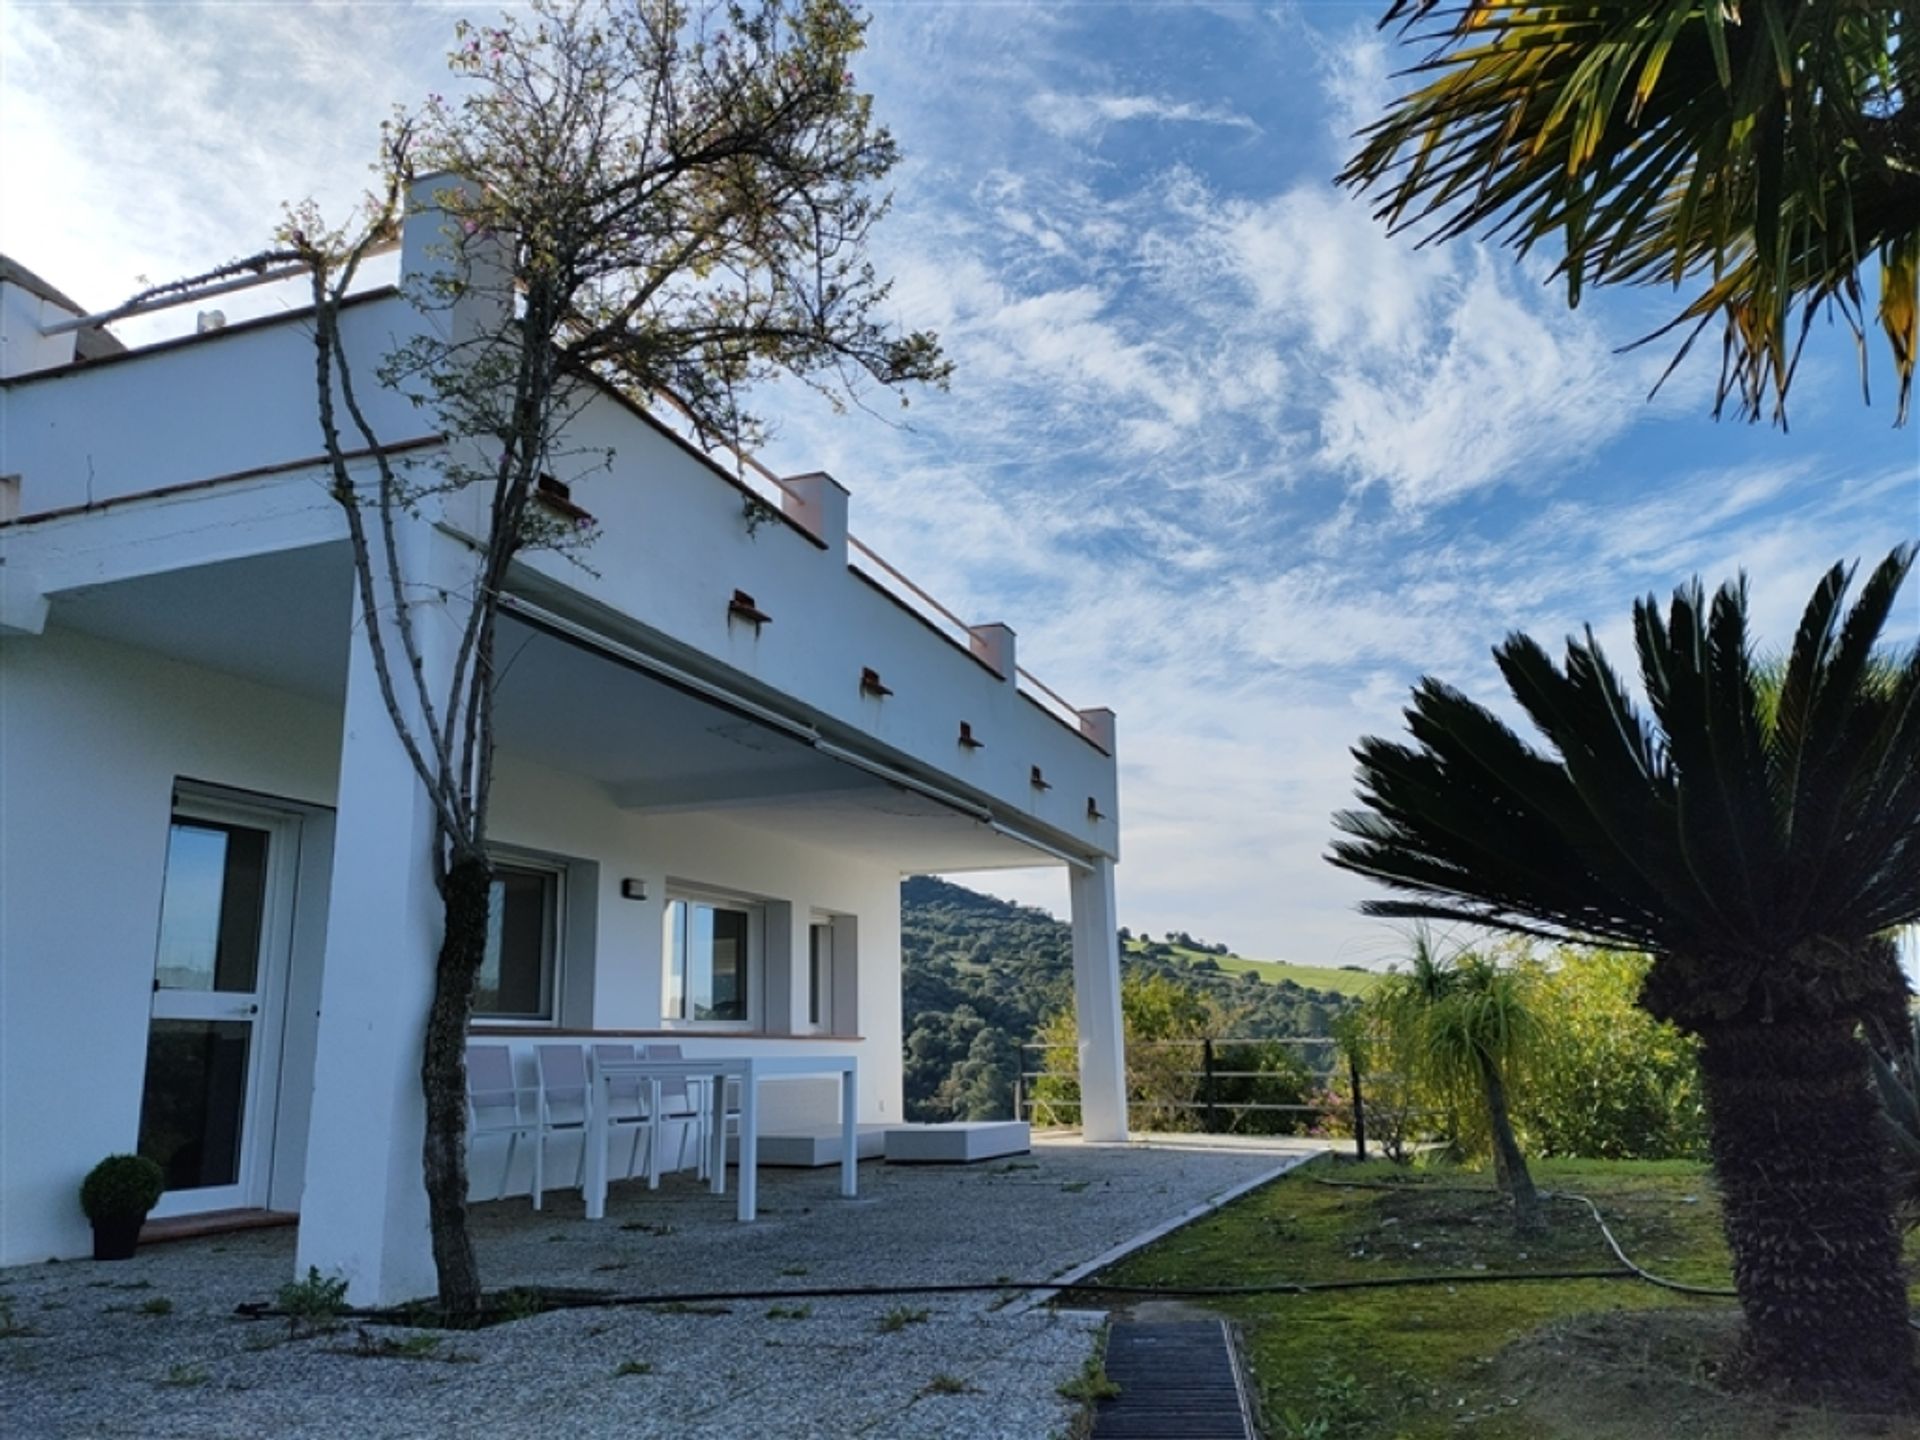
[91,1214,145,1261]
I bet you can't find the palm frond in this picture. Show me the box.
[1342,0,1917,423]
[1329,547,1920,1027]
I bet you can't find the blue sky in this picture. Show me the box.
[4,1,1915,966]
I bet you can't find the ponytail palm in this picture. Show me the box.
[1375,936,1545,1232]
[1329,544,1920,1404]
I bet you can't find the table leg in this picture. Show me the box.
[839,1061,858,1199]
[584,1071,609,1221]
[707,1072,728,1195]
[738,1066,759,1222]
[647,1078,664,1191]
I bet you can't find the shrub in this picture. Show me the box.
[1312,1015,1425,1163]
[78,1155,164,1222]
[1209,1041,1315,1136]
[1517,947,1706,1161]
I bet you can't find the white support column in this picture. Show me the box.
[295,521,467,1306]
[1069,858,1129,1143]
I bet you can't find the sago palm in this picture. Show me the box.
[1328,544,1920,1404]
[1374,935,1545,1231]
[1340,1,1919,425]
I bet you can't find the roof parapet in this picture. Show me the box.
[1,278,80,379]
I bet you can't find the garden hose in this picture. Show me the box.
[244,1173,1920,1331]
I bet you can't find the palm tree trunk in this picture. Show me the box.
[1478,1053,1542,1234]
[421,853,491,1319]
[1697,1017,1914,1404]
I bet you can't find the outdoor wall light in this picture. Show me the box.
[860,667,894,699]
[728,589,772,629]
[1030,766,1052,792]
[958,721,985,750]
[620,878,648,901]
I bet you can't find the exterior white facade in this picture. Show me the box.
[0,187,1127,1303]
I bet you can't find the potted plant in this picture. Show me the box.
[79,1154,164,1261]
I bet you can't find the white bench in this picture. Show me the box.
[884,1121,1032,1165]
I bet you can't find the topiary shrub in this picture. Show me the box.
[79,1154,165,1222]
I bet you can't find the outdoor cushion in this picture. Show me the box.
[884,1121,1031,1164]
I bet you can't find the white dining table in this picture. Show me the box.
[583,1052,859,1222]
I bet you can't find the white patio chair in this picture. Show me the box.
[466,1044,542,1207]
[536,1043,644,1196]
[591,1043,654,1182]
[643,1043,728,1179]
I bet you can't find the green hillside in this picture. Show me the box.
[1124,939,1383,998]
[901,877,1364,1122]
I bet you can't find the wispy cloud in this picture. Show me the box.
[1026,91,1261,141]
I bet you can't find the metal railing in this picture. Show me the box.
[1015,1036,1343,1135]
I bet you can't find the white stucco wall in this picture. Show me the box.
[0,295,430,518]
[0,627,342,1264]
[0,627,906,1267]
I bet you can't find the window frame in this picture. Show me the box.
[660,888,764,1031]
[473,856,566,1026]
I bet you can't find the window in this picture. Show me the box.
[475,863,560,1021]
[808,922,833,1031]
[663,896,758,1025]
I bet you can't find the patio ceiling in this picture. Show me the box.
[44,541,1056,873]
[491,608,1057,873]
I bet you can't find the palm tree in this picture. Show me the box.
[1338,1,1918,426]
[1374,935,1545,1231]
[1328,545,1920,1405]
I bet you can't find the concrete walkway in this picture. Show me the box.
[1,1138,1320,1438]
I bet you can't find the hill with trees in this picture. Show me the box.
[900,876,1362,1121]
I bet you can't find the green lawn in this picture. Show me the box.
[1127,941,1384,998]
[1081,1156,1919,1439]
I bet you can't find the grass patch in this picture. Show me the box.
[277,1266,349,1337]
[878,1305,931,1333]
[158,1364,208,1388]
[1081,1156,1920,1439]
[613,1359,655,1377]
[138,1296,174,1317]
[765,1303,812,1320]
[1126,941,1382,998]
[1058,1347,1122,1405]
[922,1372,976,1396]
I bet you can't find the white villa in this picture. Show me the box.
[0,182,1128,1304]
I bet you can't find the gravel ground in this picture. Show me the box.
[0,1137,1318,1438]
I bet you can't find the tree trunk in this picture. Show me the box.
[421,853,491,1319]
[1478,1052,1542,1234]
[1697,1017,1914,1405]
